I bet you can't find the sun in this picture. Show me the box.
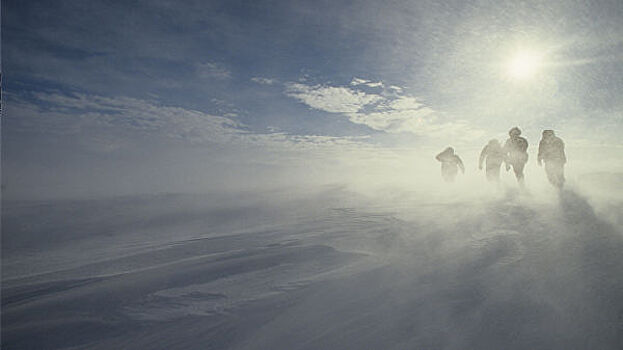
[507,50,543,80]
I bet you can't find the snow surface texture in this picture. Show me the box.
[2,182,623,349]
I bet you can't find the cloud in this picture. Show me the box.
[7,92,370,151]
[365,81,384,88]
[196,62,231,80]
[283,79,486,142]
[251,77,278,85]
[350,77,384,88]
[388,85,403,93]
[8,92,244,144]
[347,106,436,134]
[386,96,425,111]
[350,77,369,86]
[285,83,383,114]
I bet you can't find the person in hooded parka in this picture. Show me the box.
[538,129,567,188]
[503,127,529,187]
[479,139,505,183]
[436,147,465,182]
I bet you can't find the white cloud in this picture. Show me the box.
[387,96,425,111]
[347,107,436,134]
[196,62,231,80]
[11,92,242,145]
[350,77,383,88]
[365,81,384,88]
[285,83,383,114]
[8,92,371,151]
[251,77,277,85]
[350,77,370,86]
[284,80,484,140]
[388,85,403,93]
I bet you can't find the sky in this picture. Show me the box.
[3,0,623,199]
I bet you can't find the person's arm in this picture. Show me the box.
[537,140,544,166]
[560,139,566,164]
[478,146,487,170]
[457,156,465,174]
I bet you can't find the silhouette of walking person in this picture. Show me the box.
[479,139,505,183]
[436,147,465,182]
[503,127,529,187]
[538,130,566,188]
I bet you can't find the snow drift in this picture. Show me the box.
[2,181,623,349]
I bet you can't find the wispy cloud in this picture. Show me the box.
[251,77,278,85]
[196,62,231,80]
[285,83,383,114]
[8,92,370,151]
[284,79,483,141]
[10,92,242,144]
[350,77,384,88]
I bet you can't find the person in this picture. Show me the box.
[436,147,465,182]
[538,129,566,188]
[479,139,505,183]
[503,127,529,187]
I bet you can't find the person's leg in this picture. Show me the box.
[558,164,565,188]
[487,164,500,182]
[513,162,526,187]
[545,162,556,186]
[493,166,501,183]
[442,167,456,182]
[546,162,565,188]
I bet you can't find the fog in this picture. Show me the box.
[4,99,623,349]
[4,123,622,202]
[3,0,623,348]
[3,147,623,348]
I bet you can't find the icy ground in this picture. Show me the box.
[2,185,623,349]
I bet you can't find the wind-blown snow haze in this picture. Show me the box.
[2,0,623,349]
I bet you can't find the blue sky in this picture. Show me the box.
[3,0,623,198]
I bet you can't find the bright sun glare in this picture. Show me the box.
[507,50,542,80]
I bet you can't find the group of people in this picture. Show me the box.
[435,127,567,188]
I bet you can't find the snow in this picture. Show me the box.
[2,182,623,349]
